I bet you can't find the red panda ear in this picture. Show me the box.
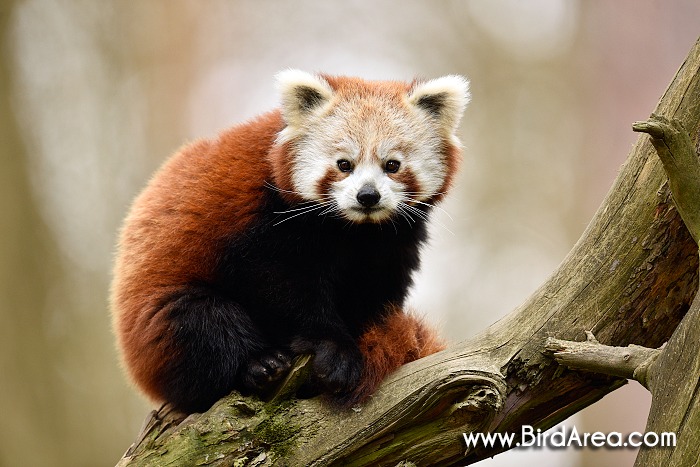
[408,75,470,135]
[275,70,333,128]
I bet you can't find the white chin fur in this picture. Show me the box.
[342,206,393,223]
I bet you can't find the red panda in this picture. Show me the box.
[111,70,469,413]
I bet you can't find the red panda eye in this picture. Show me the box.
[337,159,353,173]
[385,160,401,173]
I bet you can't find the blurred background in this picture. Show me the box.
[1,1,698,465]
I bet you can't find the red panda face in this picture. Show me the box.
[272,70,469,223]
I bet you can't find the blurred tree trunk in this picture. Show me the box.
[117,37,700,466]
[0,1,67,464]
[3,2,210,464]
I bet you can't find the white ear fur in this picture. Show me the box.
[408,75,470,133]
[275,69,333,127]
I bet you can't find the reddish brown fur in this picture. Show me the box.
[112,111,284,401]
[315,167,340,199]
[434,143,462,203]
[322,74,413,102]
[394,167,421,200]
[268,139,303,204]
[113,74,454,408]
[353,306,446,404]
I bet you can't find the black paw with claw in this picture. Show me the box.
[242,349,292,391]
[292,338,363,399]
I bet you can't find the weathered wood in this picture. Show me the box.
[544,331,662,386]
[535,113,700,466]
[118,37,700,466]
[635,290,700,467]
[464,36,700,463]
[633,115,700,243]
[632,113,700,467]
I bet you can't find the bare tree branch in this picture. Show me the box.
[544,331,662,387]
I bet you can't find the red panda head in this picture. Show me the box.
[270,70,469,223]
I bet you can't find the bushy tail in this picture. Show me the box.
[347,305,446,406]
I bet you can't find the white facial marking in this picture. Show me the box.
[332,162,401,222]
[273,72,470,223]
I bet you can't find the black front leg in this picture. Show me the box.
[291,307,364,400]
[159,287,291,412]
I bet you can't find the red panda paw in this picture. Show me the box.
[291,337,363,398]
[241,349,293,392]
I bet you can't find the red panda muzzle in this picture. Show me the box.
[356,184,381,207]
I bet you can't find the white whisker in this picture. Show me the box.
[400,190,446,197]
[272,204,325,226]
[409,199,453,221]
[263,180,328,200]
[387,217,398,234]
[273,202,323,214]
[318,202,340,216]
[398,200,455,236]
[400,193,453,221]
[396,203,417,226]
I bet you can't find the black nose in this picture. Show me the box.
[356,184,381,207]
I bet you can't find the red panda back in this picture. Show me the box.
[111,111,284,403]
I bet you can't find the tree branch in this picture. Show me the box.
[118,37,700,466]
[633,115,700,243]
[543,331,662,387]
[548,104,700,467]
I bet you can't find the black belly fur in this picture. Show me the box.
[160,189,430,412]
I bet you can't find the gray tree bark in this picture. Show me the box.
[118,37,700,466]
